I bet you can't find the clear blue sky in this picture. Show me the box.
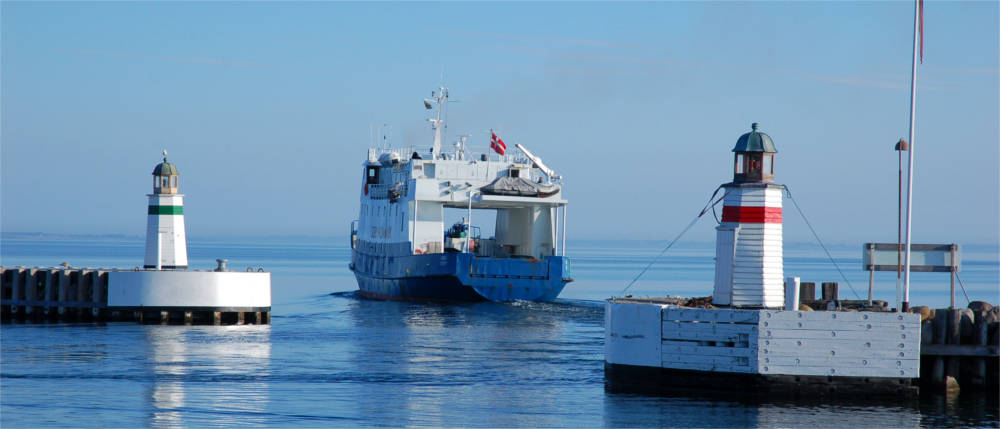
[2,1,997,247]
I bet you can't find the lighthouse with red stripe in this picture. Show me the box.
[713,123,784,308]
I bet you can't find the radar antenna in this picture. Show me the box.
[426,85,458,159]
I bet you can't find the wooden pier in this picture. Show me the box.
[916,304,999,392]
[607,281,999,396]
[796,281,999,392]
[1,267,269,325]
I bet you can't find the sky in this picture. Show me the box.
[2,1,998,248]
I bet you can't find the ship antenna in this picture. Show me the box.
[428,84,450,159]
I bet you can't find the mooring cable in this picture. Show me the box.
[956,271,972,305]
[619,186,726,296]
[783,186,861,300]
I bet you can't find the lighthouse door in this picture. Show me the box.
[713,225,738,305]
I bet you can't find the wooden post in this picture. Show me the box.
[10,269,24,318]
[949,245,957,309]
[24,269,37,318]
[68,271,79,320]
[971,310,987,387]
[47,270,59,318]
[867,243,875,306]
[237,312,245,325]
[57,270,70,317]
[799,282,815,301]
[213,311,222,325]
[931,309,947,386]
[41,270,53,318]
[821,282,839,301]
[947,309,961,388]
[184,311,193,325]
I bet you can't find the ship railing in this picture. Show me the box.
[367,182,409,201]
[472,238,513,258]
[369,146,418,160]
[370,145,532,166]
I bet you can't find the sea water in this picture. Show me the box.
[1,236,997,427]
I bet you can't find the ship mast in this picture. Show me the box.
[427,85,449,159]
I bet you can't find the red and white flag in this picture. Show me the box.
[490,130,506,155]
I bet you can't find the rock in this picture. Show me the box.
[945,376,961,394]
[911,306,931,322]
[968,301,994,312]
[799,304,813,311]
[985,307,1000,325]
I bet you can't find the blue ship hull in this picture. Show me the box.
[350,249,572,302]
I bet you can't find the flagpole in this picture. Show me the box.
[902,0,921,312]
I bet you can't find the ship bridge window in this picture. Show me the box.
[367,166,380,184]
[509,169,519,178]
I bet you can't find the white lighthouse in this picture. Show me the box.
[143,151,188,270]
[712,123,784,308]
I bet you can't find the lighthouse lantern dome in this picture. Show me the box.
[152,151,179,194]
[732,123,777,183]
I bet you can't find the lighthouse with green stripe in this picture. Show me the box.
[144,151,188,269]
[713,123,785,308]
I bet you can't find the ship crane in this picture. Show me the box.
[514,143,561,182]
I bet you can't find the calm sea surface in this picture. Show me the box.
[1,236,997,427]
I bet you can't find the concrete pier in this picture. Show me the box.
[1,267,270,325]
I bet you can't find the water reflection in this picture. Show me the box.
[341,296,603,427]
[142,325,272,428]
[601,393,922,427]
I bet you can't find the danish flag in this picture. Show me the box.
[490,130,506,155]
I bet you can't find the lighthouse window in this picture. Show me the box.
[763,155,773,175]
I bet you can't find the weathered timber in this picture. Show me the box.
[918,305,999,392]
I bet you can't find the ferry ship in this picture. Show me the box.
[349,86,572,301]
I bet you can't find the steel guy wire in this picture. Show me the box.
[783,186,861,300]
[620,187,726,296]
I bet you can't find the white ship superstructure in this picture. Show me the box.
[350,86,572,301]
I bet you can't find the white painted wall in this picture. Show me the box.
[412,200,443,253]
[605,301,666,367]
[493,206,555,259]
[713,186,784,308]
[143,194,187,268]
[605,303,922,379]
[108,270,271,308]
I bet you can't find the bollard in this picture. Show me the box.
[821,282,839,301]
[799,282,816,302]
